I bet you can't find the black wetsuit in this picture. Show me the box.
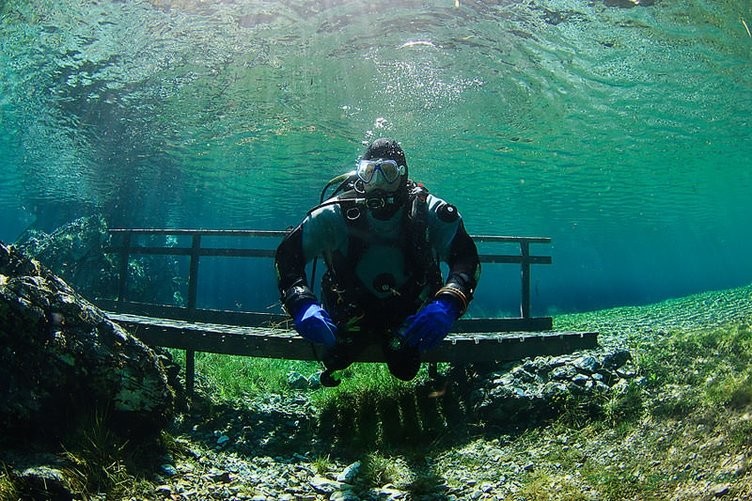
[275,187,480,379]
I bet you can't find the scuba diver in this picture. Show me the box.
[274,138,480,386]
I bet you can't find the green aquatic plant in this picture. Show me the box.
[310,363,421,405]
[601,380,645,428]
[311,454,334,475]
[189,346,438,407]
[635,322,752,416]
[728,417,752,448]
[56,408,164,499]
[0,467,19,500]
[359,452,410,490]
[190,352,320,400]
[704,372,752,410]
[405,468,447,497]
[308,363,463,448]
[0,407,168,499]
[517,469,590,501]
[61,409,129,496]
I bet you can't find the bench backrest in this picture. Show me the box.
[97,228,553,332]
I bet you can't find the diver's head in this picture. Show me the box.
[357,138,408,194]
[356,138,408,218]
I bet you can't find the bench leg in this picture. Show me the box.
[186,349,195,400]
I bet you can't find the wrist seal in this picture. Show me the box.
[282,284,317,317]
[434,283,469,317]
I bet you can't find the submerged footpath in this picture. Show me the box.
[3,231,752,499]
[122,287,752,500]
[87,287,749,500]
[146,284,752,500]
[153,344,635,500]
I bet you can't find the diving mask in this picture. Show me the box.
[356,158,406,186]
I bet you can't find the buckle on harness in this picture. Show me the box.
[365,197,387,210]
[345,206,361,221]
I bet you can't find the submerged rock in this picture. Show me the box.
[15,215,185,307]
[0,242,176,442]
[0,452,80,500]
[14,215,118,301]
[470,348,636,428]
[336,461,362,483]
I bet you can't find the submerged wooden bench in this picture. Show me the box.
[106,312,597,364]
[97,228,598,392]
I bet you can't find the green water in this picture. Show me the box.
[1,0,751,314]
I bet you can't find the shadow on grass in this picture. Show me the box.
[314,368,489,455]
[177,366,489,459]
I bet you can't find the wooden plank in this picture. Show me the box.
[97,300,552,333]
[107,313,598,363]
[479,254,551,264]
[109,228,288,237]
[423,332,597,363]
[96,300,289,326]
[102,246,278,258]
[107,229,551,243]
[109,313,325,360]
[470,235,551,244]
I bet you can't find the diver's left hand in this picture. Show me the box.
[401,298,459,352]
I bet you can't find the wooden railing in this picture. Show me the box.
[99,228,554,330]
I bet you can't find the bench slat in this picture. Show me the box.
[108,312,597,364]
[98,300,554,332]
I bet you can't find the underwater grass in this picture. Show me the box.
[59,409,165,500]
[309,363,460,449]
[359,452,410,488]
[1,406,168,499]
[189,351,320,400]
[636,322,752,415]
[163,287,752,499]
[510,317,752,500]
[186,348,446,409]
[308,362,437,406]
[0,468,19,500]
[171,346,465,452]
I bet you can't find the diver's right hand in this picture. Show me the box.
[292,302,337,348]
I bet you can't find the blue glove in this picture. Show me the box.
[293,301,337,348]
[400,298,459,352]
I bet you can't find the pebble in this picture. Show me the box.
[330,489,359,501]
[287,371,310,390]
[155,485,172,495]
[575,355,601,373]
[310,475,344,495]
[159,464,178,477]
[336,461,361,483]
[713,483,730,497]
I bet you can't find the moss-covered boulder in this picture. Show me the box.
[15,215,185,307]
[14,215,118,301]
[0,242,175,442]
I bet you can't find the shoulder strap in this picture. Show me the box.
[405,182,443,292]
